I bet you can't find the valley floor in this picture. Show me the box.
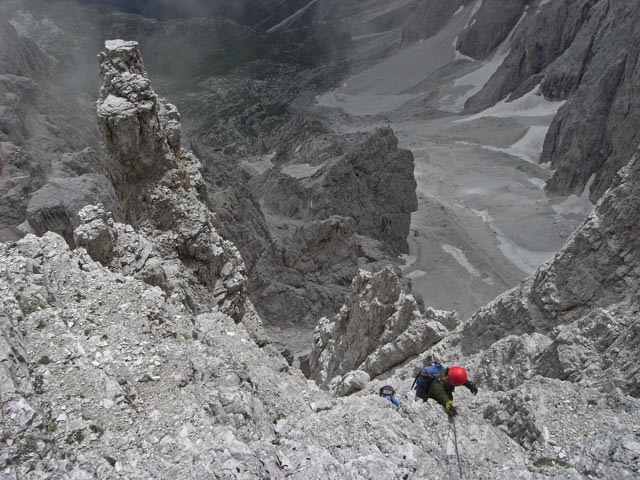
[312,104,591,318]
[310,9,593,318]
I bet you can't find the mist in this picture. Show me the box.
[76,0,319,30]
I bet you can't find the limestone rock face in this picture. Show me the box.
[257,127,418,254]
[195,144,273,273]
[0,232,296,478]
[73,204,117,264]
[309,266,451,387]
[310,127,418,254]
[0,19,49,80]
[461,146,640,397]
[464,0,640,201]
[97,40,176,197]
[26,164,118,246]
[95,40,247,320]
[0,143,45,238]
[401,0,472,46]
[2,214,639,479]
[456,0,529,60]
[250,215,393,330]
[541,4,640,201]
[333,369,371,397]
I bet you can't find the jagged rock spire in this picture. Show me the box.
[94,40,247,319]
[98,41,170,173]
[309,266,452,388]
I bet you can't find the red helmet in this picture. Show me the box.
[447,366,468,386]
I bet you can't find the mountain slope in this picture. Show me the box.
[461,0,640,201]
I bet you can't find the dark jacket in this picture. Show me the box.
[415,373,454,408]
[427,376,455,408]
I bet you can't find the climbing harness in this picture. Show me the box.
[449,416,464,479]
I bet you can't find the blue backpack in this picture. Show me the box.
[412,363,445,391]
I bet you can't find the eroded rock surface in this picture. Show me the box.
[456,0,529,61]
[401,0,473,46]
[95,40,248,320]
[245,126,417,344]
[464,0,640,201]
[462,145,640,398]
[255,126,418,254]
[309,266,451,388]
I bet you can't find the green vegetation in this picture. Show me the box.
[533,457,572,469]
[38,355,51,365]
[17,295,46,315]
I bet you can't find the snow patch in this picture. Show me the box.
[528,177,547,189]
[399,254,417,271]
[406,270,427,279]
[445,9,529,112]
[503,125,549,162]
[458,85,565,122]
[495,230,554,274]
[240,153,275,176]
[552,174,596,216]
[266,0,318,33]
[471,208,492,223]
[352,30,393,41]
[465,0,483,29]
[442,244,480,277]
[315,92,417,116]
[281,163,323,179]
[538,0,552,12]
[453,5,465,16]
[452,37,475,62]
[471,209,554,274]
[457,125,550,163]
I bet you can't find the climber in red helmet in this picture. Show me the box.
[412,363,478,418]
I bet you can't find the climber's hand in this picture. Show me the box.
[466,381,478,395]
[445,400,458,417]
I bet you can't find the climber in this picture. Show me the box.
[412,363,478,417]
[379,385,402,407]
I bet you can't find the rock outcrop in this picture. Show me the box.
[244,126,418,345]
[461,144,640,397]
[0,232,305,478]
[95,40,247,320]
[256,127,418,254]
[309,267,452,388]
[25,149,118,245]
[0,225,578,480]
[463,0,640,202]
[0,143,45,239]
[194,143,273,274]
[401,0,472,46]
[250,215,395,331]
[3,175,639,478]
[456,0,529,60]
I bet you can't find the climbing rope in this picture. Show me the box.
[445,421,453,480]
[449,416,464,479]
